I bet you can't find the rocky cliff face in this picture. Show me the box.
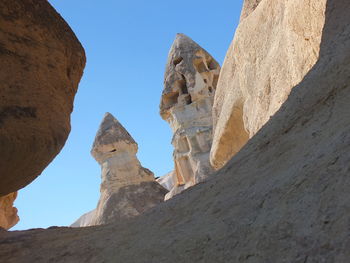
[0,192,19,230]
[0,0,86,196]
[72,113,167,226]
[210,0,326,169]
[1,0,350,262]
[160,34,220,199]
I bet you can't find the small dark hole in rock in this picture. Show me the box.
[173,57,183,66]
[110,149,116,152]
[185,94,192,105]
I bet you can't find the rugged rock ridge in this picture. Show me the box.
[72,113,167,226]
[160,33,220,199]
[210,0,326,169]
[0,0,86,196]
[0,192,18,230]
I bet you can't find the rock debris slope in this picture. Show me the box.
[160,33,220,199]
[1,0,350,262]
[0,0,86,196]
[211,0,326,169]
[72,113,167,227]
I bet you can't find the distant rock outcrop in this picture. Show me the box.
[160,34,220,199]
[156,171,175,192]
[0,192,19,230]
[72,113,167,227]
[210,0,326,169]
[0,0,86,196]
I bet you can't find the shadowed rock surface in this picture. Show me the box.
[0,0,349,262]
[0,0,86,196]
[72,113,167,226]
[160,34,220,200]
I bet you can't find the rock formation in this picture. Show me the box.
[1,1,350,262]
[210,0,326,169]
[0,192,19,230]
[0,0,86,196]
[160,34,220,199]
[156,171,175,192]
[72,113,167,226]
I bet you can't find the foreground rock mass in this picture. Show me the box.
[1,1,350,262]
[0,192,19,230]
[0,0,86,196]
[72,113,167,227]
[160,34,220,199]
[210,0,326,169]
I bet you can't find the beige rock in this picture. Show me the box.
[0,0,86,196]
[240,0,263,21]
[156,171,175,192]
[0,192,19,230]
[72,113,167,227]
[160,34,220,198]
[211,0,326,169]
[0,1,350,262]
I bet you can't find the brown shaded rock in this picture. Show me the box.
[72,113,167,226]
[211,0,326,169]
[160,34,220,199]
[1,1,350,262]
[0,0,86,195]
[0,192,19,230]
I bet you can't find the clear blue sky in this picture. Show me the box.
[12,0,243,230]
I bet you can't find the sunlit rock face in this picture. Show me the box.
[0,192,19,230]
[160,34,220,199]
[0,0,85,196]
[72,113,167,227]
[210,0,326,169]
[156,171,175,192]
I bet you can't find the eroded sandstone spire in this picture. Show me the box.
[72,113,167,227]
[159,34,220,199]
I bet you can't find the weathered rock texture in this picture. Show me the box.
[156,171,175,192]
[211,0,326,169]
[72,113,167,227]
[1,1,350,262]
[0,0,86,196]
[0,192,19,230]
[160,34,220,199]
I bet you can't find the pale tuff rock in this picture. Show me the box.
[0,0,86,196]
[72,113,167,227]
[0,192,19,230]
[1,1,350,262]
[210,0,326,169]
[160,33,220,199]
[70,210,95,228]
[240,0,263,21]
[156,171,175,192]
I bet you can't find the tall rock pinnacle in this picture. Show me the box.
[72,113,167,227]
[158,33,220,199]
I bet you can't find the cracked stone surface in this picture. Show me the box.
[160,33,220,199]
